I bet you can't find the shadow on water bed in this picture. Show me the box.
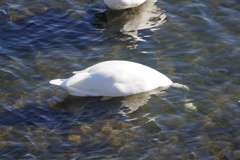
[0,95,128,128]
[0,85,187,128]
[0,105,74,127]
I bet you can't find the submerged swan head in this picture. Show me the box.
[104,0,147,10]
[50,60,189,113]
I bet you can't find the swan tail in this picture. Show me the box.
[49,79,66,86]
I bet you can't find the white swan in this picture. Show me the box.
[104,0,147,10]
[49,60,177,97]
[104,0,166,43]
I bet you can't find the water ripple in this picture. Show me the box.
[0,0,240,159]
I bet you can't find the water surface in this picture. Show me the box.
[0,0,240,159]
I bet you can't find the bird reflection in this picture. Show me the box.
[100,0,166,46]
[55,87,168,120]
[120,87,168,114]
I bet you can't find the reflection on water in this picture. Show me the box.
[121,87,170,114]
[104,0,166,45]
[55,87,172,116]
[0,0,240,159]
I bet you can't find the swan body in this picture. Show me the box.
[49,60,173,97]
[104,0,147,10]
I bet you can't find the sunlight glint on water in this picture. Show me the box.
[0,0,240,159]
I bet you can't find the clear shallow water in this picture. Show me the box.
[0,0,240,159]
